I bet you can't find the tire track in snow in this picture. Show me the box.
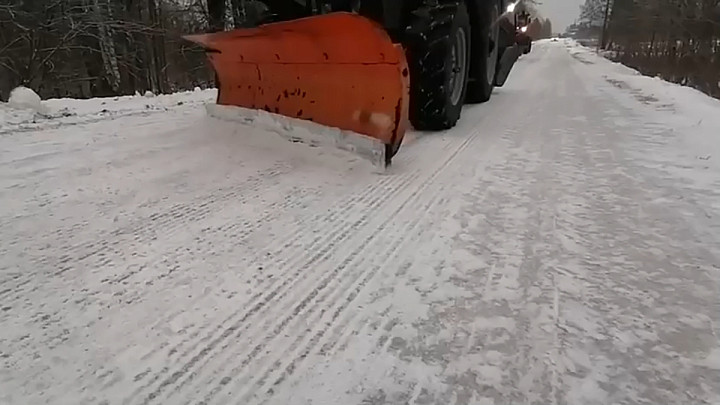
[314,174,474,362]
[217,87,521,405]
[184,112,496,405]
[0,163,290,301]
[219,173,449,404]
[270,73,548,402]
[246,179,456,404]
[478,83,568,403]
[249,110,511,403]
[115,171,410,402]
[8,133,400,400]
[122,159,430,404]
[4,129,382,394]
[510,58,606,403]
[6,162,294,292]
[124,192,401,393]
[3,163,298,326]
[120,184,322,364]
[132,116,487,405]
[135,171,431,403]
[0,167,322,366]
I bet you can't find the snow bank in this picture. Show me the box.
[8,86,47,114]
[564,39,720,176]
[0,88,217,135]
[205,103,388,172]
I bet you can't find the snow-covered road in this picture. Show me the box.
[2,39,719,405]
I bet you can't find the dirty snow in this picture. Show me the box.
[1,39,719,405]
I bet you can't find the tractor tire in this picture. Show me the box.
[465,0,501,103]
[404,0,471,131]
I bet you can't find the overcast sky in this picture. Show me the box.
[534,0,586,32]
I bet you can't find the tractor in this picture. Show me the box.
[185,0,529,168]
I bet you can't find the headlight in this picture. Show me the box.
[521,25,528,33]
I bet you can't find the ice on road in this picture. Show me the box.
[1,39,719,405]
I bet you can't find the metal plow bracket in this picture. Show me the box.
[206,104,388,172]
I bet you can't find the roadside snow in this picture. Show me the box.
[8,86,48,115]
[563,38,720,243]
[564,39,720,174]
[0,88,217,135]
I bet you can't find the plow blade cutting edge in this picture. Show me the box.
[184,12,410,169]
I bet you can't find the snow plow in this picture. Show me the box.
[184,0,528,168]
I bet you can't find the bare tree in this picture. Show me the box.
[94,0,121,92]
[0,0,215,100]
[573,0,719,98]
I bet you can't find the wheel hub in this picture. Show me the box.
[449,27,468,106]
[486,4,500,84]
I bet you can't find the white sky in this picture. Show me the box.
[534,0,586,32]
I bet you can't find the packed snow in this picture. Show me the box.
[0,87,216,135]
[1,39,719,405]
[565,39,720,174]
[7,86,48,115]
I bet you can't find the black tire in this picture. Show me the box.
[404,0,471,131]
[465,0,501,103]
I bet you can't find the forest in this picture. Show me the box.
[0,1,554,101]
[0,0,247,100]
[576,0,720,98]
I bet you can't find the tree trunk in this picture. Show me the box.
[148,0,169,93]
[94,0,122,92]
[207,0,226,32]
[231,0,246,27]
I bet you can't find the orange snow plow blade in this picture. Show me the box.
[184,12,410,168]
